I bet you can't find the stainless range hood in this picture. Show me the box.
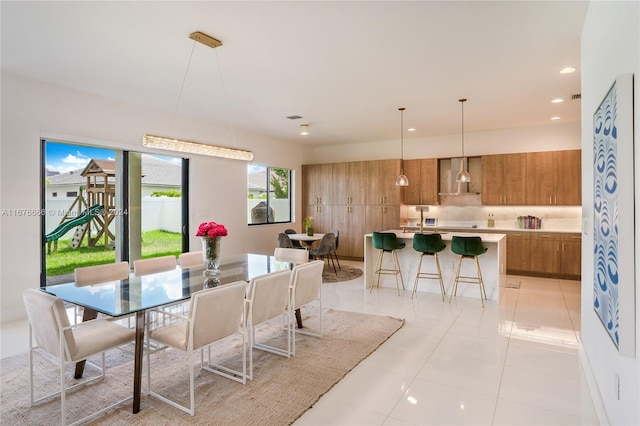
[438,157,481,195]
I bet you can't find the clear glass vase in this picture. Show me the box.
[202,236,221,277]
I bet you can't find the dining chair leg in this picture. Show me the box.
[449,256,464,303]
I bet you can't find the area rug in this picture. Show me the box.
[1,308,403,425]
[322,264,363,283]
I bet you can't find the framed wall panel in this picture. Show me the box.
[592,73,635,357]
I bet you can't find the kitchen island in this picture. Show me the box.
[364,230,506,302]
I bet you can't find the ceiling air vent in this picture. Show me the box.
[571,93,581,100]
[286,115,303,120]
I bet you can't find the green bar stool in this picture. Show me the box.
[412,233,447,300]
[449,236,488,307]
[370,232,406,295]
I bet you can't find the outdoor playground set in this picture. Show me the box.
[45,159,116,254]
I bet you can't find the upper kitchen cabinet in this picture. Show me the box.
[366,159,402,206]
[553,150,582,205]
[402,158,439,205]
[481,153,527,205]
[333,161,367,205]
[526,150,581,205]
[302,163,332,205]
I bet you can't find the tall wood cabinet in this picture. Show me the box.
[526,150,581,205]
[302,159,401,259]
[402,158,439,205]
[302,163,332,206]
[481,153,527,205]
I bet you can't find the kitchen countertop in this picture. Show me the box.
[399,224,582,234]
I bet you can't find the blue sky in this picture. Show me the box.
[45,141,115,174]
[45,141,181,173]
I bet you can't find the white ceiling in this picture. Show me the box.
[1,1,587,147]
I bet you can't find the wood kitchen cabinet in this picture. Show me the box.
[554,150,582,205]
[302,163,332,205]
[526,150,581,205]
[528,232,581,278]
[303,204,333,234]
[560,233,582,278]
[402,158,439,205]
[333,161,367,206]
[529,233,561,275]
[482,153,527,205]
[365,205,400,235]
[333,205,366,258]
[366,159,402,206]
[506,232,530,274]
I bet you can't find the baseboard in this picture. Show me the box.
[578,342,611,425]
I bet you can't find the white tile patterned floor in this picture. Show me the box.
[1,260,599,425]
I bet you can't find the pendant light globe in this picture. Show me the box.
[396,107,409,187]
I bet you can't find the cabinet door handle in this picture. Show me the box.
[549,196,552,205]
[554,195,557,205]
[562,242,565,251]
[557,243,560,251]
[539,235,550,238]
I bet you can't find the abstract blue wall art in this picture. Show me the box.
[593,81,620,349]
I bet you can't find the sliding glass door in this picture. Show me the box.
[41,140,187,285]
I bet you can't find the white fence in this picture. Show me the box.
[45,197,182,240]
[45,197,290,241]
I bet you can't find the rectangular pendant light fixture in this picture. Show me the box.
[142,134,254,161]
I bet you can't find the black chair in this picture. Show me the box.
[278,233,294,249]
[330,229,341,271]
[449,236,488,307]
[412,233,447,300]
[310,233,337,275]
[370,232,406,295]
[284,228,303,249]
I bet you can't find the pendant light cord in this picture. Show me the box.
[169,41,197,137]
[459,98,466,158]
[400,107,405,171]
[214,49,238,148]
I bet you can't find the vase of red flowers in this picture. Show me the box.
[196,221,228,277]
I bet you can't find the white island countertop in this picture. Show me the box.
[364,230,506,303]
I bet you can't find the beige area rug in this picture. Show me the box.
[322,264,363,283]
[1,308,404,425]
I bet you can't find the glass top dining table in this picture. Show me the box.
[43,253,292,318]
[41,253,292,415]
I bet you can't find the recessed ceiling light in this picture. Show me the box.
[551,98,564,103]
[550,116,561,120]
[560,67,576,74]
[300,124,310,135]
[408,128,416,132]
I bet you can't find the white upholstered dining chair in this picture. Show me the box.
[74,261,130,286]
[274,247,309,265]
[146,281,248,416]
[179,251,204,269]
[289,260,325,355]
[244,269,293,380]
[133,255,177,276]
[22,288,135,426]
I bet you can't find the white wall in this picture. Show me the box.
[308,121,581,164]
[0,72,307,322]
[581,2,640,425]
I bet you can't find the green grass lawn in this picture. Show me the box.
[46,230,182,276]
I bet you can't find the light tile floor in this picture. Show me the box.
[1,260,599,425]
[295,260,599,426]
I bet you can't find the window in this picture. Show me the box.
[247,165,292,224]
[41,140,188,284]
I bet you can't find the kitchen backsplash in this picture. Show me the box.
[401,205,582,232]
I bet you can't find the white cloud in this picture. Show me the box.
[47,154,90,173]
